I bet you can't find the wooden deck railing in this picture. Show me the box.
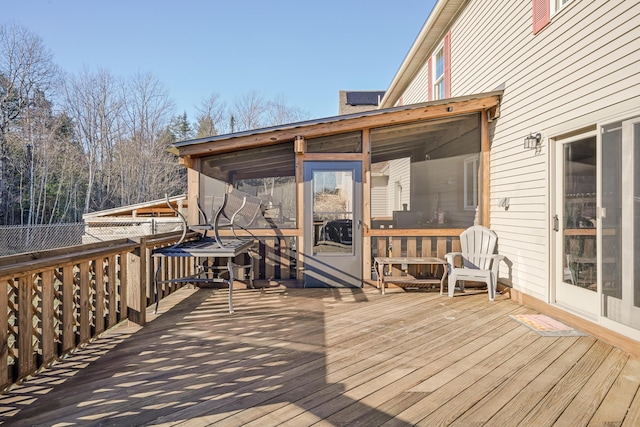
[369,232,462,281]
[0,232,196,392]
[1,229,463,391]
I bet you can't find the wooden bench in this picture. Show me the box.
[374,256,448,295]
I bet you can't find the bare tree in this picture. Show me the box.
[63,67,124,213]
[265,94,308,127]
[232,90,267,132]
[195,92,227,137]
[0,23,58,224]
[230,90,310,133]
[118,71,181,204]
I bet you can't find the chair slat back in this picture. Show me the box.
[460,225,498,270]
[221,187,263,228]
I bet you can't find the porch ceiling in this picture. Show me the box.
[172,90,502,161]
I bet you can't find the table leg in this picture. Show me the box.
[227,257,234,314]
[440,261,449,295]
[154,257,163,313]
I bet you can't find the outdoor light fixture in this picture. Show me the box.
[294,135,306,154]
[524,132,542,153]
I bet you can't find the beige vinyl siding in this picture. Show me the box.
[388,158,411,212]
[398,0,640,301]
[371,175,389,217]
[403,60,431,105]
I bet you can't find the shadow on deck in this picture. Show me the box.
[1,286,640,426]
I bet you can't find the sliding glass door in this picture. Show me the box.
[554,117,640,331]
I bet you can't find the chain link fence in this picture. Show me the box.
[0,223,85,257]
[0,219,185,257]
[82,219,184,243]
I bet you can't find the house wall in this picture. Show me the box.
[398,0,640,302]
[387,158,411,212]
[403,60,431,106]
[371,175,389,217]
[412,154,478,227]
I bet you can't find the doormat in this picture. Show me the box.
[509,314,587,337]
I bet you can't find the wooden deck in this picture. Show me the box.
[1,285,639,426]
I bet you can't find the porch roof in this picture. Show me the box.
[172,90,502,159]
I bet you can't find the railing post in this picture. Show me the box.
[41,270,56,366]
[126,238,146,326]
[18,275,35,379]
[119,250,128,323]
[0,277,8,391]
[61,264,76,353]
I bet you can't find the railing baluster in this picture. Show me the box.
[18,274,35,379]
[95,258,105,335]
[41,270,55,366]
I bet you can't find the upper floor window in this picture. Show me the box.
[428,31,451,101]
[552,0,573,15]
[433,45,445,101]
[533,0,574,34]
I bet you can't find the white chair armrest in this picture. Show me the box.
[491,254,504,276]
[445,252,462,264]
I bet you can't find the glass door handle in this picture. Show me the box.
[553,214,559,232]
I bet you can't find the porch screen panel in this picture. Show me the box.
[369,114,481,230]
[200,141,296,229]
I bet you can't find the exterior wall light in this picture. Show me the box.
[524,132,542,153]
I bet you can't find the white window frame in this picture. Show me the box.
[432,43,445,101]
[551,0,573,16]
[464,156,479,210]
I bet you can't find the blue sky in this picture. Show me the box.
[5,0,436,121]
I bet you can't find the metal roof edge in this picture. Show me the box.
[173,89,502,151]
[82,194,187,219]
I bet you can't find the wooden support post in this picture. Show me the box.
[187,161,200,225]
[119,251,128,323]
[61,264,75,353]
[296,153,304,281]
[108,255,117,328]
[79,262,91,343]
[127,239,146,326]
[362,128,371,284]
[18,275,35,378]
[41,270,55,365]
[481,109,491,228]
[0,277,8,389]
[95,258,105,335]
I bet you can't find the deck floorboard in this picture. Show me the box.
[1,286,639,426]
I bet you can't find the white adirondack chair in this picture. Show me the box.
[445,225,504,300]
